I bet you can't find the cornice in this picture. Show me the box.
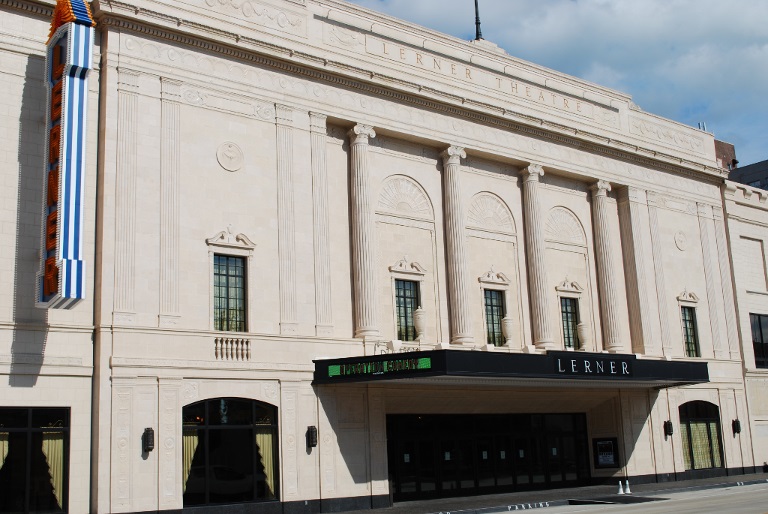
[13,0,726,183]
[0,0,53,18]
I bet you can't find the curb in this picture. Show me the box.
[423,478,768,514]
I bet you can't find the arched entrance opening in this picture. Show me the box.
[182,398,279,507]
[679,401,724,474]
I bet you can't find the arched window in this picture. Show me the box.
[678,401,723,471]
[182,398,278,506]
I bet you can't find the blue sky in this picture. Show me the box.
[345,0,768,166]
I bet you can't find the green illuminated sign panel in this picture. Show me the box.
[328,357,432,378]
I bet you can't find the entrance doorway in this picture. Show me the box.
[387,413,590,501]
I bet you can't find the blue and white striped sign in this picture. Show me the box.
[36,21,94,309]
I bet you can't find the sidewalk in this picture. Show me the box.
[345,473,768,514]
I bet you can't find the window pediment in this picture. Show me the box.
[389,256,426,277]
[478,267,510,287]
[556,277,584,295]
[677,289,699,303]
[206,225,256,255]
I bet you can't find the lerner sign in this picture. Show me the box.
[552,353,633,377]
[35,0,95,309]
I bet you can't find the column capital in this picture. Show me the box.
[275,104,294,125]
[309,112,327,132]
[590,179,612,196]
[441,145,466,163]
[521,163,545,182]
[348,124,376,142]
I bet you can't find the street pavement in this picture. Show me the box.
[344,473,768,514]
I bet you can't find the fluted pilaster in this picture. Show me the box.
[349,124,379,339]
[310,113,333,336]
[617,187,658,355]
[276,105,297,335]
[647,193,673,356]
[114,69,139,317]
[590,180,623,352]
[521,164,554,349]
[441,146,473,345]
[159,78,181,326]
[697,203,728,359]
[713,207,741,360]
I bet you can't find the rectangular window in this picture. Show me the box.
[560,297,579,349]
[214,254,246,332]
[395,279,419,341]
[484,289,505,346]
[751,313,768,368]
[0,407,70,513]
[681,306,700,357]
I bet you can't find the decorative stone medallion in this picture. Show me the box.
[216,142,244,172]
[674,231,687,251]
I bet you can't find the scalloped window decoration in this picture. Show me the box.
[467,192,516,234]
[544,206,586,246]
[377,175,434,220]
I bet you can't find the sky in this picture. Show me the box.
[345,0,768,166]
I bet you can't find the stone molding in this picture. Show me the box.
[388,257,427,278]
[478,267,510,287]
[467,192,516,234]
[88,4,726,181]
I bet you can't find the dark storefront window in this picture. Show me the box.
[387,413,590,501]
[182,398,278,507]
[0,407,69,513]
[560,298,579,349]
[214,255,246,332]
[750,313,768,368]
[679,401,723,471]
[484,290,505,347]
[395,279,419,341]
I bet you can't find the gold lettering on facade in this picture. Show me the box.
[400,48,406,60]
[433,58,441,71]
[466,69,472,79]
[451,63,457,75]
[416,53,423,65]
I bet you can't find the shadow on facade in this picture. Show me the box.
[10,55,49,387]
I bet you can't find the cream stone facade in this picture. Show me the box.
[0,0,766,513]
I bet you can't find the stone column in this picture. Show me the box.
[348,124,379,340]
[521,164,554,349]
[276,105,297,335]
[590,180,623,352]
[114,68,139,319]
[441,146,473,345]
[697,203,728,359]
[647,192,674,357]
[713,206,742,360]
[159,78,181,327]
[617,187,658,355]
[310,113,334,337]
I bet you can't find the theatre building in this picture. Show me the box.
[0,0,766,512]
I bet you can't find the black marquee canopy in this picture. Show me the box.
[313,349,709,389]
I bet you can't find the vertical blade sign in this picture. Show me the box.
[36,0,95,308]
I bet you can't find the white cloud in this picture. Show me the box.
[345,0,768,165]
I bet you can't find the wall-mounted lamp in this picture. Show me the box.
[306,426,318,448]
[663,420,674,437]
[732,419,742,435]
[142,427,155,453]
